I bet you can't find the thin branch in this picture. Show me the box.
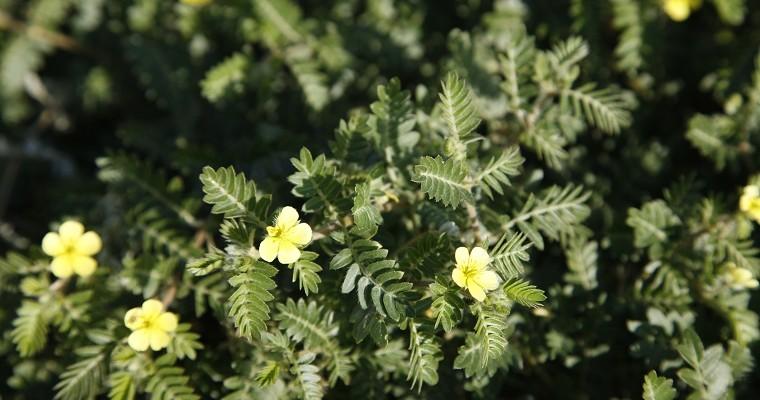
[0,10,88,54]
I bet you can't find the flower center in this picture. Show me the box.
[130,314,158,330]
[749,198,760,211]
[460,263,478,281]
[267,226,283,237]
[61,243,77,256]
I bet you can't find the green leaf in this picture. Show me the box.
[289,148,347,214]
[289,251,322,296]
[564,240,599,290]
[55,346,109,400]
[254,0,303,43]
[12,300,49,357]
[611,0,644,76]
[286,50,330,111]
[201,53,249,103]
[275,298,337,349]
[642,370,676,400]
[505,184,590,249]
[227,261,278,341]
[254,361,281,388]
[548,36,589,77]
[369,77,418,152]
[438,71,481,138]
[407,320,442,392]
[168,323,203,360]
[349,306,388,346]
[523,121,569,170]
[187,249,225,277]
[677,329,704,369]
[400,232,452,278]
[199,166,256,218]
[146,354,199,400]
[685,114,737,170]
[108,371,136,400]
[489,232,531,279]
[339,239,412,321]
[725,341,753,381]
[718,238,760,274]
[626,200,681,248]
[412,155,472,209]
[476,146,524,198]
[128,205,200,259]
[292,352,323,400]
[351,183,383,237]
[429,278,465,333]
[275,298,353,385]
[454,302,511,377]
[502,279,546,308]
[561,83,634,134]
[498,30,535,112]
[97,153,199,227]
[675,331,733,399]
[476,304,511,358]
[329,248,353,270]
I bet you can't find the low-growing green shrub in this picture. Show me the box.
[1,0,760,399]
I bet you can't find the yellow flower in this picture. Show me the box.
[662,0,702,22]
[452,247,500,302]
[259,206,312,264]
[723,263,759,290]
[740,185,760,223]
[181,0,212,6]
[41,220,102,278]
[124,299,178,351]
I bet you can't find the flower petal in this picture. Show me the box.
[72,256,97,277]
[749,208,760,223]
[455,247,469,267]
[51,255,75,278]
[283,223,312,245]
[156,312,178,332]
[59,220,84,244]
[141,299,164,318]
[732,267,753,282]
[277,241,301,264]
[74,231,102,256]
[744,185,760,198]
[476,270,500,291]
[259,237,279,262]
[663,0,690,21]
[124,308,143,330]
[452,267,467,288]
[276,206,299,230]
[42,233,65,256]
[469,247,491,269]
[468,282,487,302]
[740,194,754,212]
[148,329,171,351]
[128,329,150,351]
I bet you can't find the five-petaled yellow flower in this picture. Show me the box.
[662,0,701,22]
[259,206,312,264]
[124,299,178,352]
[452,247,500,302]
[740,185,760,223]
[42,220,102,278]
[723,262,759,290]
[181,0,212,6]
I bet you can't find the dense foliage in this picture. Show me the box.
[2,0,760,398]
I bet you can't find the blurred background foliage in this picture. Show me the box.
[2,0,760,398]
